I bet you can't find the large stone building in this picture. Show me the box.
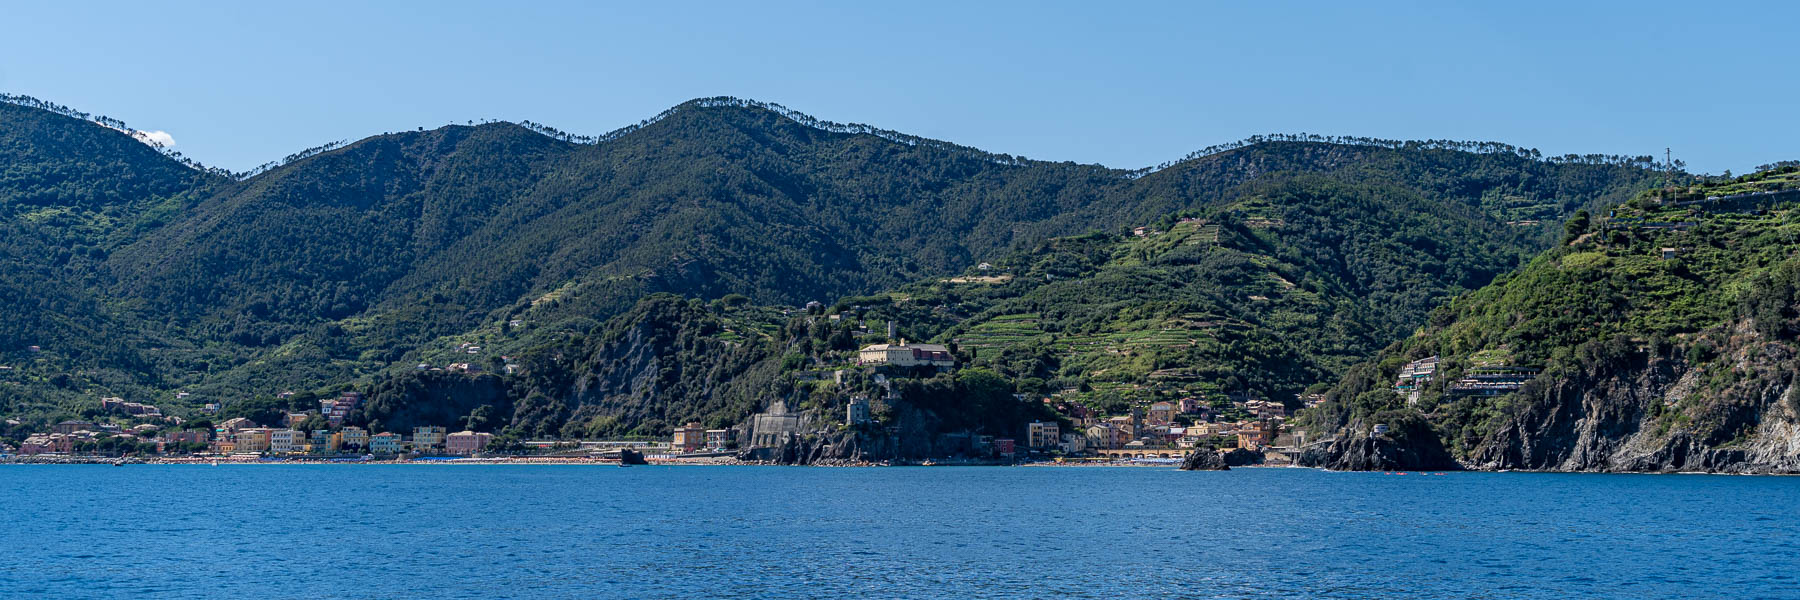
[857,341,954,368]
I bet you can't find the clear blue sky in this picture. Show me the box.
[2,1,1793,174]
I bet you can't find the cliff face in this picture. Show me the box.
[1302,173,1800,474]
[1300,418,1461,471]
[1470,323,1800,473]
[500,295,783,438]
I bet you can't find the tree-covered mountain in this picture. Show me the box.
[0,94,1663,430]
[352,165,1662,444]
[1300,166,1800,473]
[0,99,225,419]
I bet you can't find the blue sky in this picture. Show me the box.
[3,1,1793,174]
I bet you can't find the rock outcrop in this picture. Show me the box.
[1301,419,1461,471]
[1179,449,1229,470]
[1222,448,1265,467]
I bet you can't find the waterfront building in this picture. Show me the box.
[1085,423,1123,450]
[235,429,273,453]
[340,426,369,450]
[993,438,1016,457]
[672,422,707,453]
[1026,421,1060,449]
[446,430,493,455]
[705,429,732,451]
[369,432,404,454]
[166,430,210,446]
[268,429,303,454]
[20,434,73,455]
[413,426,447,451]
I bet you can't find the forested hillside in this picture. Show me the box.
[353,167,1661,441]
[1301,167,1800,473]
[0,99,223,418]
[0,94,1663,429]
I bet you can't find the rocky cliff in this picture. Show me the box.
[1467,322,1800,473]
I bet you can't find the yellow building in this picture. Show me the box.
[1026,421,1060,449]
[672,422,707,453]
[413,426,447,450]
[234,429,272,453]
[341,426,369,450]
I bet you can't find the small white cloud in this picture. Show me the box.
[133,130,176,148]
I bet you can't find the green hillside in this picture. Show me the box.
[0,94,1664,430]
[350,167,1657,441]
[1301,165,1800,472]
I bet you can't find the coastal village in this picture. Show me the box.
[1,331,1323,465]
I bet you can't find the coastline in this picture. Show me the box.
[2,455,1189,468]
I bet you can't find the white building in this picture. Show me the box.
[268,429,303,454]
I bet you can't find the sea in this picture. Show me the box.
[1,465,1795,599]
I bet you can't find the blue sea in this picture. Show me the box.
[1,465,1795,599]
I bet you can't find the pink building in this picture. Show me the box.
[20,434,73,455]
[445,431,493,455]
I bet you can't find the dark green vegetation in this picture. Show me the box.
[1302,166,1800,472]
[0,93,1664,443]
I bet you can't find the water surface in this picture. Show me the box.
[2,465,1793,598]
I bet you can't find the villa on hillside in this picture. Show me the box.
[857,341,955,368]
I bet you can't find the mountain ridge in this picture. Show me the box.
[0,93,1663,432]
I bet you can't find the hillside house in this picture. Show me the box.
[857,341,954,368]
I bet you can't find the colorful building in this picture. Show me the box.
[268,429,303,454]
[705,429,732,451]
[1026,421,1060,449]
[234,429,272,453]
[672,422,707,453]
[446,430,493,455]
[369,432,404,454]
[413,426,447,451]
[340,426,369,450]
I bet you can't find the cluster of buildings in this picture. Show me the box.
[1045,395,1292,456]
[11,412,497,458]
[203,419,492,456]
[670,422,734,453]
[19,419,165,455]
[99,397,163,417]
[1393,355,1539,401]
